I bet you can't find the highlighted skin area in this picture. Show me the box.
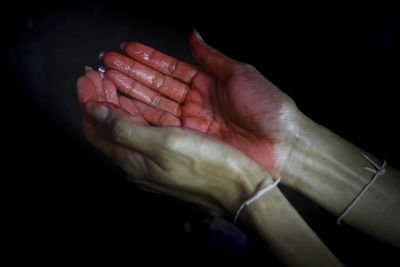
[101,37,300,175]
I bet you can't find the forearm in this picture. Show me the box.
[239,184,343,266]
[281,114,400,247]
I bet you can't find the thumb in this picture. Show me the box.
[189,28,240,81]
[85,101,162,155]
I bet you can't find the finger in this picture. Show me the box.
[189,29,239,81]
[77,75,118,158]
[82,113,120,160]
[77,75,99,109]
[85,70,106,102]
[102,52,189,103]
[121,42,199,84]
[118,95,148,125]
[105,69,181,117]
[78,76,147,171]
[84,114,145,173]
[83,108,149,178]
[132,100,181,127]
[103,78,120,105]
[85,101,166,156]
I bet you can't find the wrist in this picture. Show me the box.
[271,109,316,184]
[277,112,325,187]
[218,159,275,217]
[278,111,375,214]
[236,175,343,266]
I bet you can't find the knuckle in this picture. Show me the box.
[149,94,162,108]
[164,133,179,149]
[163,129,183,150]
[152,72,164,90]
[168,59,178,76]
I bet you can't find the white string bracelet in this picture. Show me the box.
[234,177,281,224]
[337,153,387,225]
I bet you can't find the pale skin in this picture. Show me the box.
[77,89,343,266]
[77,29,399,265]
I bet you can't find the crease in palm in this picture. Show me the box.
[97,37,296,174]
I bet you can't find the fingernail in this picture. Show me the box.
[98,66,107,79]
[98,51,106,61]
[192,27,204,42]
[85,66,93,72]
[120,42,127,50]
[85,102,109,122]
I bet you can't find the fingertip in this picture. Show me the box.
[192,27,204,43]
[189,31,208,61]
[102,51,130,72]
[85,69,102,80]
[123,42,154,64]
[120,42,127,50]
[175,106,182,117]
[161,114,182,127]
[162,100,181,117]
[179,86,189,104]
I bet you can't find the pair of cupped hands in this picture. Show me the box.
[77,30,302,219]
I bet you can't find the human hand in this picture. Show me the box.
[100,30,305,179]
[76,70,274,216]
[76,63,344,266]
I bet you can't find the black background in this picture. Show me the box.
[4,3,399,265]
